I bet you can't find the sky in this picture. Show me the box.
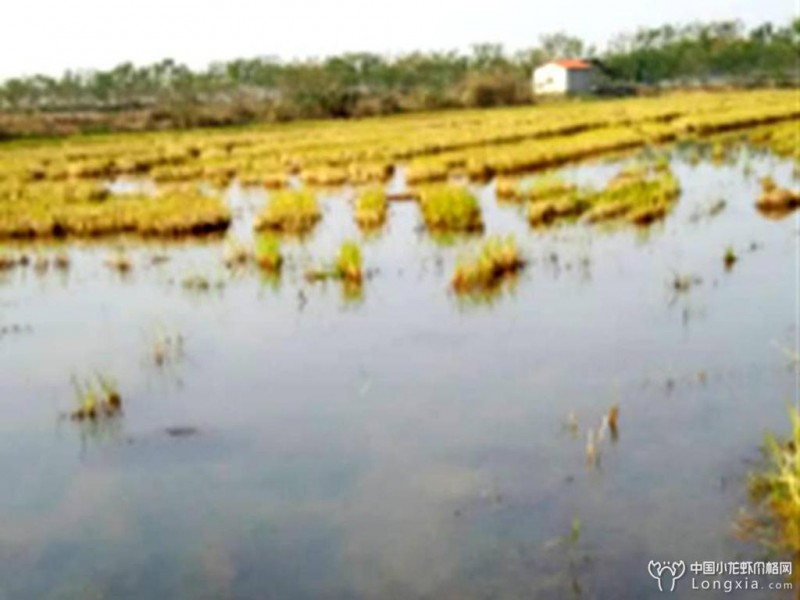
[0,0,795,80]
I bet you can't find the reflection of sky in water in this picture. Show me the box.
[0,144,797,599]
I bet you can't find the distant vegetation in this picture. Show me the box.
[0,18,796,137]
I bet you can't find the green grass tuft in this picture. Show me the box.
[418,185,483,232]
[255,234,283,272]
[254,189,321,234]
[451,236,524,293]
[335,240,363,283]
[744,408,800,555]
[354,187,388,229]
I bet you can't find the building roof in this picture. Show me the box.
[549,59,592,70]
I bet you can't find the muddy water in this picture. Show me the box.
[0,143,797,599]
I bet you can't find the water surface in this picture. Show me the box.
[0,143,798,599]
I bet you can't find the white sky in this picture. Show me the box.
[0,0,795,80]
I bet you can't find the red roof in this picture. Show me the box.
[550,59,592,70]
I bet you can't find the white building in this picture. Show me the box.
[533,59,595,95]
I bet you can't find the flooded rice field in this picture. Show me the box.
[0,141,798,599]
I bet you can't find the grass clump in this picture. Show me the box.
[354,187,388,229]
[348,162,393,185]
[69,374,122,421]
[262,171,290,189]
[418,185,483,232]
[254,234,283,272]
[301,165,348,187]
[152,164,203,183]
[742,408,800,555]
[237,163,288,189]
[335,241,363,283]
[522,164,679,228]
[582,169,680,226]
[724,246,738,270]
[525,174,576,202]
[495,174,574,203]
[756,177,800,218]
[306,240,363,286]
[0,182,231,239]
[494,177,522,200]
[451,236,524,293]
[405,161,449,185]
[254,189,321,234]
[528,192,588,226]
[607,162,648,189]
[128,187,231,237]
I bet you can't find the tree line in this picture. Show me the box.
[0,18,796,129]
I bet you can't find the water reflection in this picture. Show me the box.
[0,141,797,598]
